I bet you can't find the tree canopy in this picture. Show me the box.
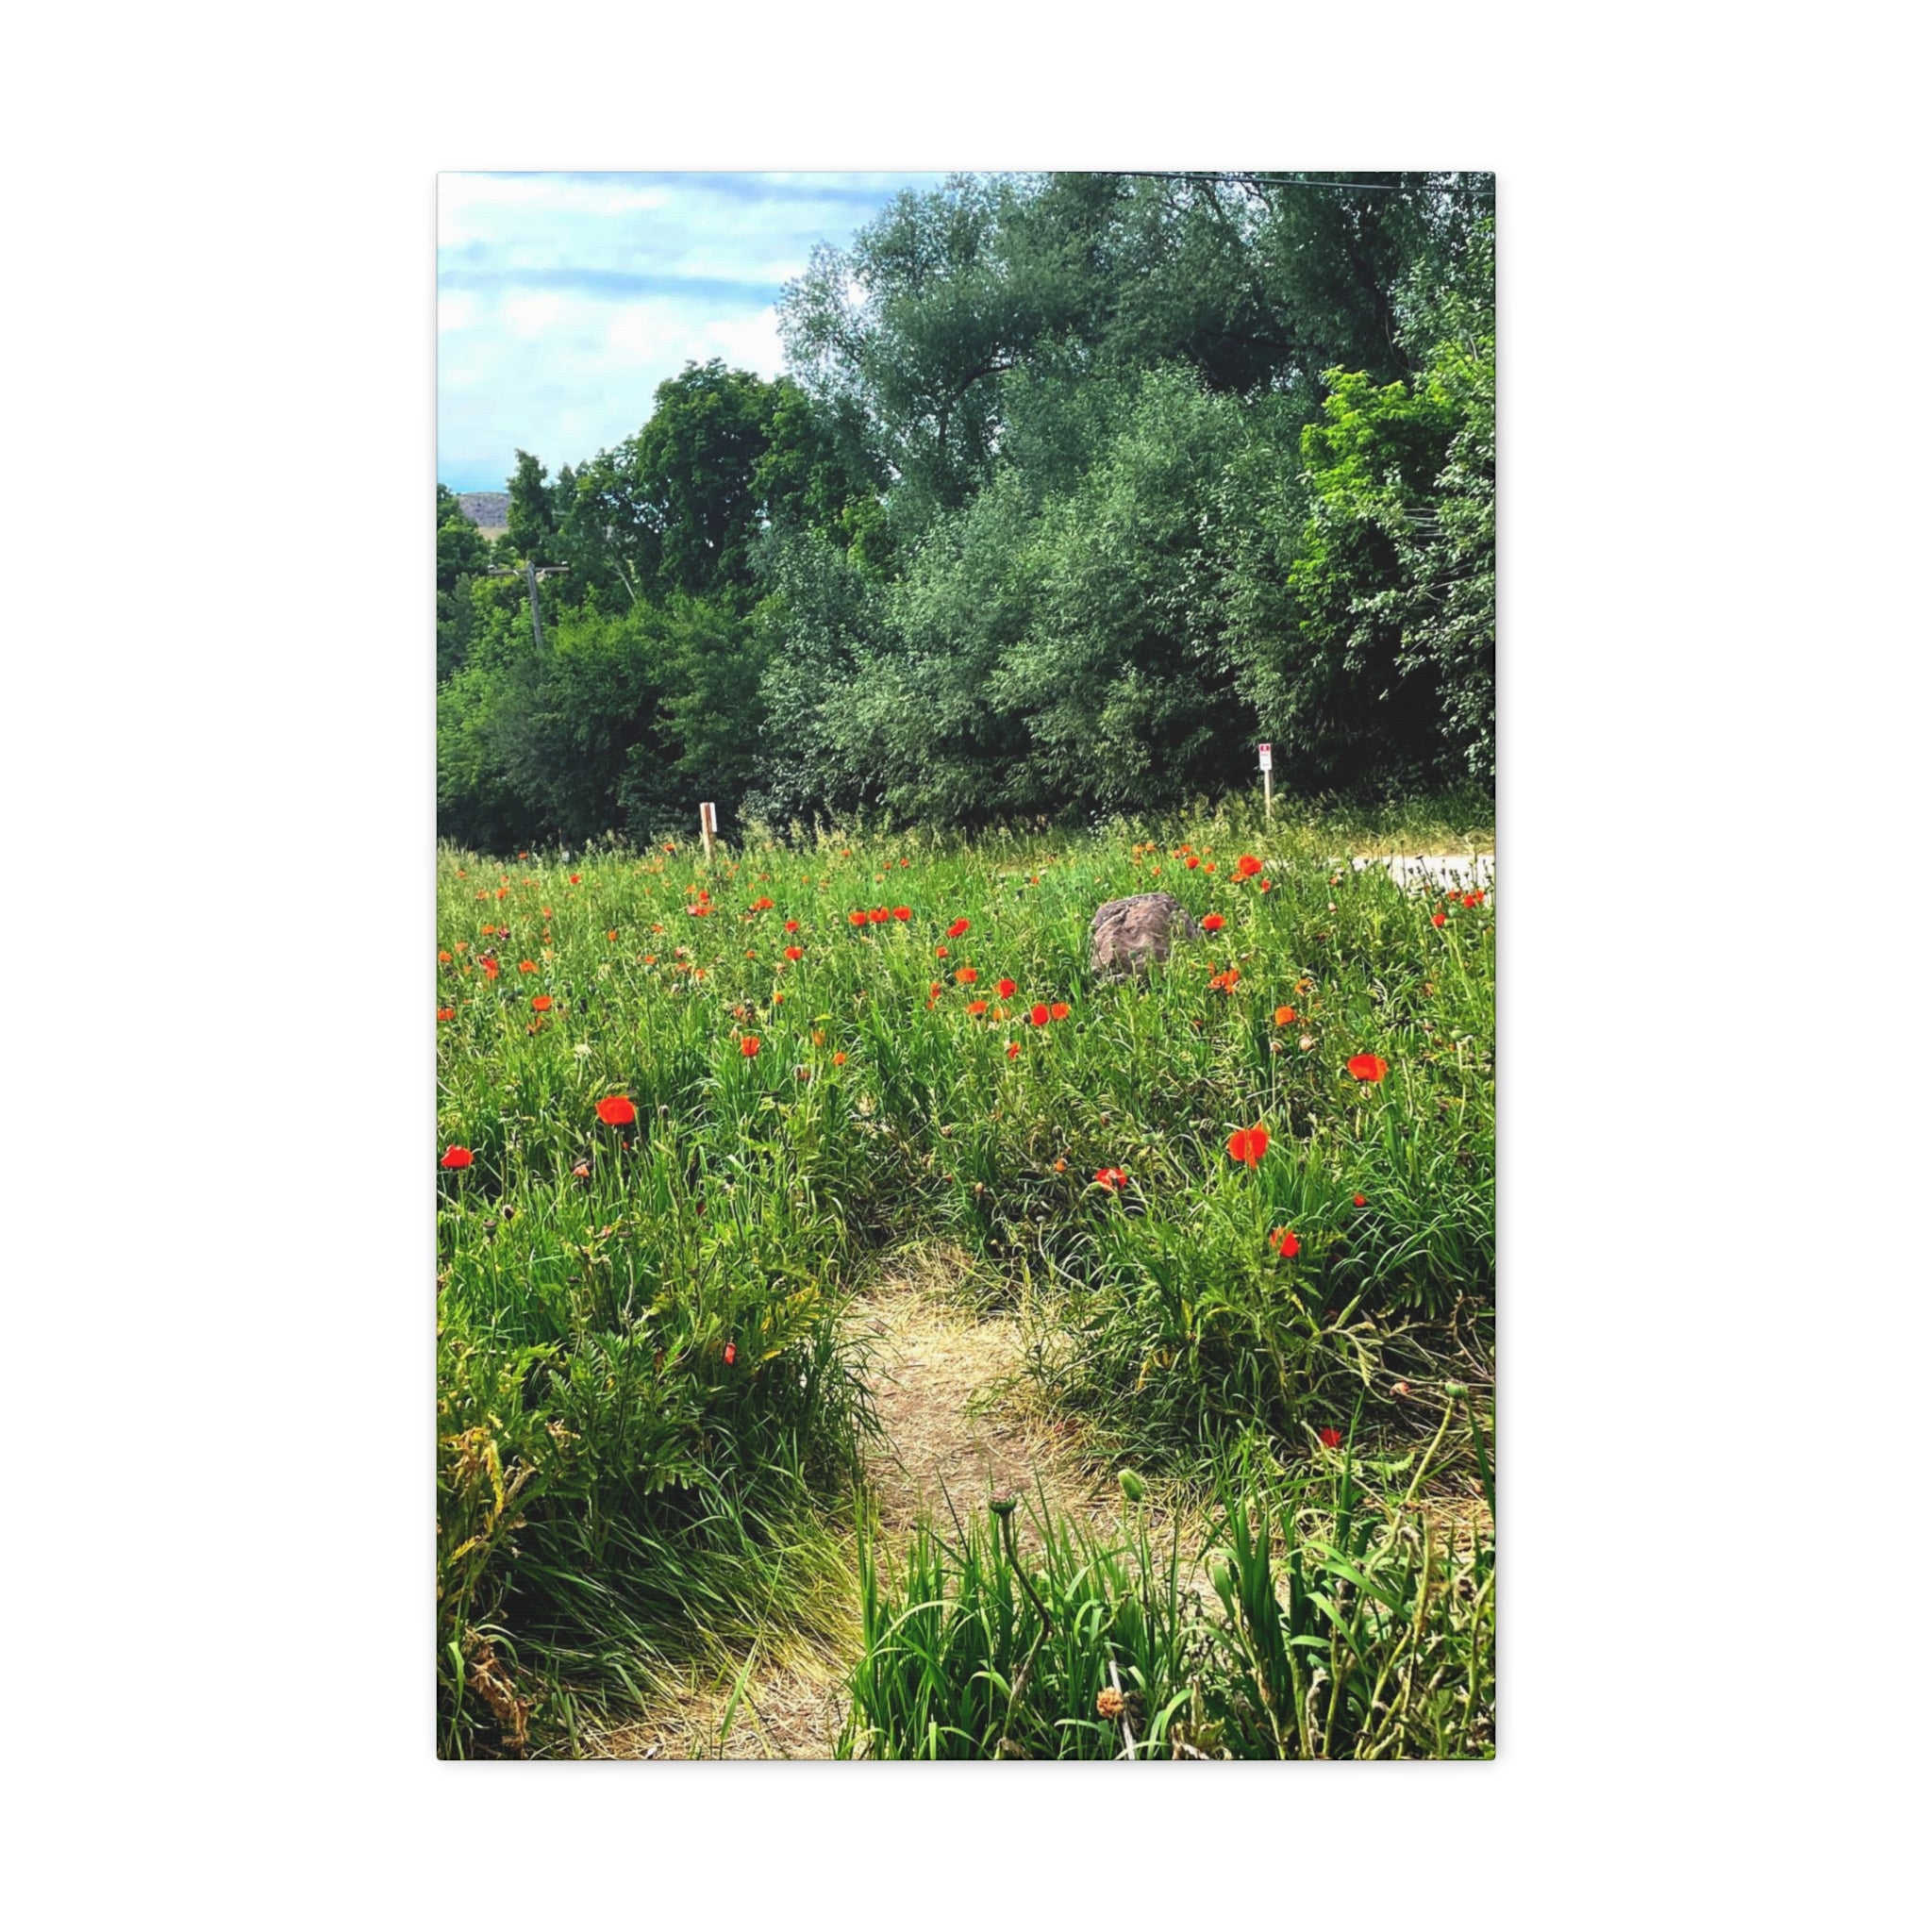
[438,171,1495,849]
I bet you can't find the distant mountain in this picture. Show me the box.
[457,491,509,533]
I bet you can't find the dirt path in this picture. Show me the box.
[581,1251,1108,1759]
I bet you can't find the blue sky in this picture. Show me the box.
[437,171,946,492]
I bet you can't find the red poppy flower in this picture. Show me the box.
[436,1007,456,1022]
[1185,856,1200,870]
[531,994,554,1012]
[1274,1006,1297,1026]
[1347,1055,1390,1083]
[935,946,948,958]
[1271,1227,1300,1258]
[869,908,890,924]
[480,958,500,979]
[1049,1002,1069,1021]
[1236,855,1262,878]
[724,1342,737,1367]
[1201,913,1225,932]
[569,874,580,884]
[997,977,1017,999]
[955,966,978,985]
[784,919,800,932]
[752,896,774,910]
[1258,879,1272,892]
[1226,1124,1270,1169]
[1029,1003,1051,1026]
[741,1036,760,1058]
[1094,1167,1127,1191]
[440,1145,473,1169]
[893,907,911,922]
[946,918,970,938]
[784,945,804,961]
[571,1160,591,1179]
[595,1095,637,1126]
[1466,890,1486,906]
[1353,1192,1367,1208]
[1317,1426,1343,1450]
[966,998,988,1016]
[848,909,867,926]
[1007,1041,1021,1059]
[1431,911,1447,928]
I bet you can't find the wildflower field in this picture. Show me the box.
[437,798,1495,1758]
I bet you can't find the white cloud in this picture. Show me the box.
[437,171,945,487]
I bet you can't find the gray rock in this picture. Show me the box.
[1089,891,1201,978]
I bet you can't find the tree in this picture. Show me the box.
[436,483,491,595]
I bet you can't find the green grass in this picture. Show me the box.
[841,1416,1495,1760]
[436,794,1493,1755]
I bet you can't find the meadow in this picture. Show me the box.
[436,796,1495,1757]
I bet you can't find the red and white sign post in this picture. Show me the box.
[1258,742,1273,821]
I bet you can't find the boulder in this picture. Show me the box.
[1089,891,1201,978]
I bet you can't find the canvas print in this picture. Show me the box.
[436,170,1495,1758]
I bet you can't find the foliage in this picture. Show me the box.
[840,1423,1493,1760]
[436,804,1492,1753]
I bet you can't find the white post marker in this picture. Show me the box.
[699,801,717,863]
[1258,742,1273,821]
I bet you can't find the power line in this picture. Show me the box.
[1112,171,1493,195]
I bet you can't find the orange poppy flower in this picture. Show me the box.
[1226,1124,1270,1169]
[966,999,988,1016]
[518,959,538,973]
[832,1051,847,1065]
[595,1095,637,1126]
[531,994,554,1012]
[741,1037,760,1058]
[436,1007,456,1022]
[1274,1006,1297,1026]
[438,949,452,963]
[849,910,868,926]
[1347,1055,1390,1083]
[1185,857,1201,870]
[784,945,804,961]
[1050,1002,1070,1021]
[956,966,978,985]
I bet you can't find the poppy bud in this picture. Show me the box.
[1117,1468,1145,1504]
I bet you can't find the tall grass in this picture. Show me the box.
[437,797,1492,1752]
[840,1407,1494,1759]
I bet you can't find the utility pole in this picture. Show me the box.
[485,559,570,652]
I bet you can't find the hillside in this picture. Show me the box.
[456,491,508,533]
